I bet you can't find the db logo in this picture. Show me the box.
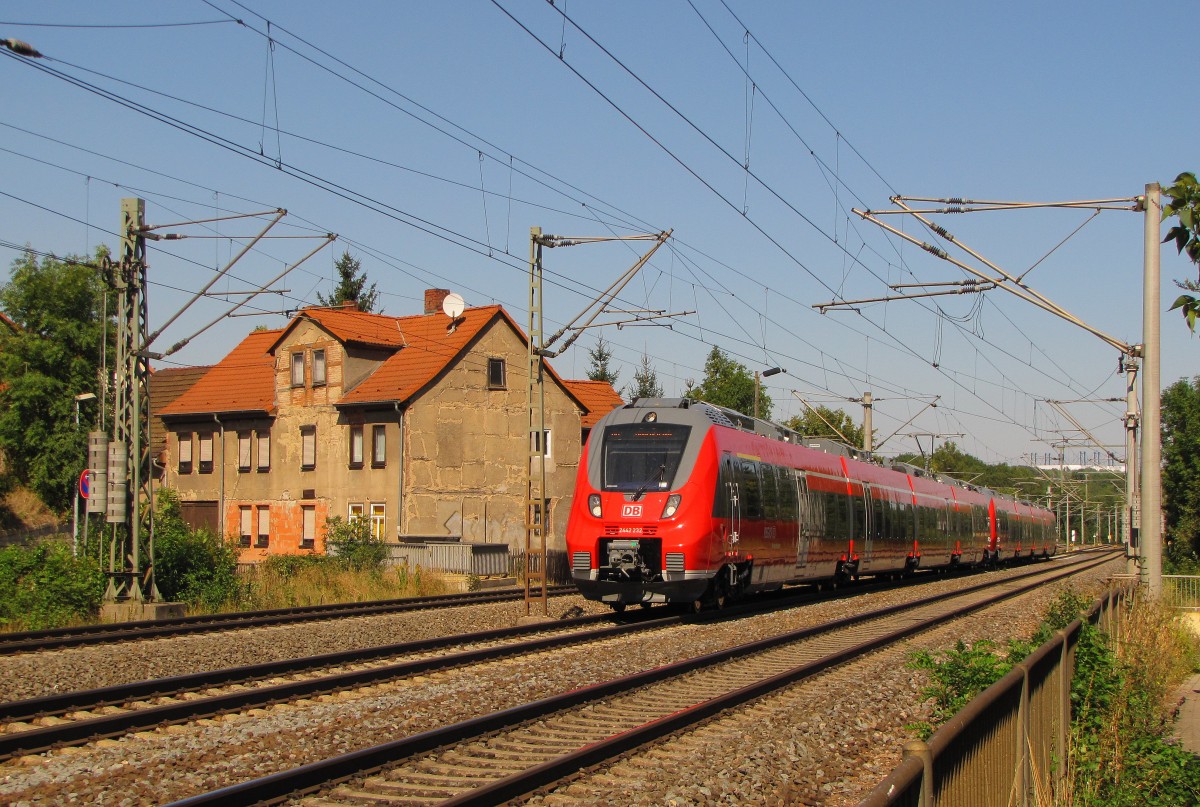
[621,504,643,518]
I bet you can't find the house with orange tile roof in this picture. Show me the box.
[158,290,623,562]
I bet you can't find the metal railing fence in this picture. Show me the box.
[1162,575,1200,609]
[385,541,510,577]
[859,582,1130,807]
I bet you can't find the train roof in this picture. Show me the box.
[619,397,1045,512]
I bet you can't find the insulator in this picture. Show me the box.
[87,432,109,515]
[107,442,128,524]
[946,206,964,214]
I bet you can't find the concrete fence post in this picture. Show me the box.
[902,739,933,807]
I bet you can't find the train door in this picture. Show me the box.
[860,484,875,567]
[720,454,741,552]
[793,469,810,568]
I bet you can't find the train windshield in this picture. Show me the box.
[601,423,692,492]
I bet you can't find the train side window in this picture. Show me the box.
[739,460,762,520]
[761,464,778,521]
[713,455,734,518]
[872,495,887,541]
[778,468,798,522]
[850,490,866,539]
[893,499,909,542]
[825,490,849,537]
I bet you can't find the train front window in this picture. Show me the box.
[601,423,692,492]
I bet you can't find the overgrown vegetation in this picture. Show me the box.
[907,588,1200,805]
[323,515,390,572]
[0,540,105,631]
[1067,594,1200,805]
[0,497,449,631]
[153,489,243,610]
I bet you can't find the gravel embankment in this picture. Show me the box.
[0,556,1123,806]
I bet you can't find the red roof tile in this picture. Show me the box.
[149,365,211,451]
[563,380,624,428]
[274,306,408,351]
[159,329,280,416]
[339,306,507,405]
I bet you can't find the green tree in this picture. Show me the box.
[0,249,109,511]
[783,405,865,447]
[1162,376,1200,556]
[1163,172,1200,331]
[585,335,620,386]
[325,515,388,571]
[628,352,664,400]
[316,249,379,313]
[685,346,768,418]
[153,489,242,609]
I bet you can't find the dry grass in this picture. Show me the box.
[0,485,59,531]
[220,562,451,612]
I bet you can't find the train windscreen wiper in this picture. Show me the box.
[631,463,666,501]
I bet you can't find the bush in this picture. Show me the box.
[1068,595,1200,805]
[324,516,388,572]
[0,539,104,630]
[152,489,242,610]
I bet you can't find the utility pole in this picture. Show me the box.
[848,188,1162,591]
[525,227,675,618]
[102,198,155,602]
[861,391,873,454]
[94,199,332,608]
[1141,183,1162,597]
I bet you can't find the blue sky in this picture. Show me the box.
[2,1,1195,467]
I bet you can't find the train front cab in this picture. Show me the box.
[567,406,719,608]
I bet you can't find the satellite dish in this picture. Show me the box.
[442,292,465,319]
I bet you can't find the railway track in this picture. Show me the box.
[0,585,575,655]
[0,561,981,759]
[160,550,1117,806]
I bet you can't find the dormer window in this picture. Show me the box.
[312,349,326,386]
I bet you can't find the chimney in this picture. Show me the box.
[424,288,451,315]
[340,300,358,311]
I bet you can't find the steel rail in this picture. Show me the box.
[0,565,953,755]
[163,550,1117,806]
[0,586,575,655]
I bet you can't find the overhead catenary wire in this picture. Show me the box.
[0,17,1110,459]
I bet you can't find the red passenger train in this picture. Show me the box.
[566,398,1058,610]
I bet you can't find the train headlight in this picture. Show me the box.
[588,494,602,518]
[660,494,681,519]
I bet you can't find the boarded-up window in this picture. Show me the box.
[180,500,219,535]
[238,433,251,472]
[313,349,326,385]
[301,505,316,547]
[256,506,270,548]
[198,433,213,474]
[177,433,193,474]
[256,432,270,471]
[301,426,316,470]
[238,506,252,547]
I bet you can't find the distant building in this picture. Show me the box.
[157,291,622,561]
